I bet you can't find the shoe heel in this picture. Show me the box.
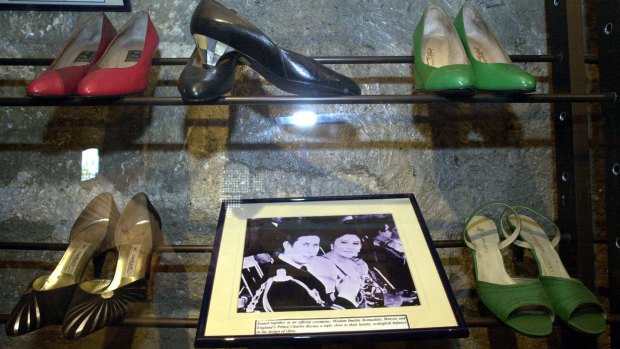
[145,218,163,301]
[144,252,159,300]
[193,33,236,66]
[413,68,423,90]
[92,251,108,278]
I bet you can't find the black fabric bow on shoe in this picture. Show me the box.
[177,0,361,101]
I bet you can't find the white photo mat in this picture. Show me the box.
[196,195,467,346]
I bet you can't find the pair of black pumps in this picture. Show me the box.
[177,0,361,101]
[5,193,161,339]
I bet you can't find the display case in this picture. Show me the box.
[0,0,617,348]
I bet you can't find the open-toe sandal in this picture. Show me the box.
[503,206,607,336]
[464,202,554,337]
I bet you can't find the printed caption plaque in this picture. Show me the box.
[195,194,468,347]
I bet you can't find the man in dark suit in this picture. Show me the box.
[244,218,359,312]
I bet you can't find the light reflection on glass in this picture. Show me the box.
[289,110,318,126]
[81,148,99,181]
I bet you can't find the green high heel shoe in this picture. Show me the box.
[503,206,607,336]
[413,5,475,93]
[464,202,554,337]
[453,4,536,92]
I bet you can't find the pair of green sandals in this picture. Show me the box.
[464,202,607,337]
[413,4,536,93]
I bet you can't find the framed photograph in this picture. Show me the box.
[0,0,131,11]
[195,194,468,347]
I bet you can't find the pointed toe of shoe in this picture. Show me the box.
[277,49,361,96]
[63,279,147,339]
[76,82,96,97]
[5,276,77,336]
[78,68,148,97]
[5,291,44,336]
[315,73,360,96]
[338,77,362,96]
[76,70,103,96]
[178,54,237,101]
[27,68,84,96]
[506,70,537,92]
[417,64,475,92]
[473,63,536,92]
[312,70,361,96]
[27,73,64,96]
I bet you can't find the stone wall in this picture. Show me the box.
[1,0,606,348]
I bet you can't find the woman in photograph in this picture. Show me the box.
[306,228,386,308]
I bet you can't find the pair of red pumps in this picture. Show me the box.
[27,12,159,97]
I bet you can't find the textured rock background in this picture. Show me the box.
[0,0,609,348]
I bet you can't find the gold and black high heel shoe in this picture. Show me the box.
[5,193,119,336]
[62,192,161,339]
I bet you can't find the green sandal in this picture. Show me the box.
[464,202,554,337]
[503,206,607,336]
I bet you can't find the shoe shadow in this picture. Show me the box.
[415,102,525,148]
[38,64,161,192]
[414,101,552,207]
[40,59,162,151]
[184,66,361,160]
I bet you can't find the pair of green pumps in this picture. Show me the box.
[414,5,536,93]
[464,202,607,337]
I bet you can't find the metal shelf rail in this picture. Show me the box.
[0,1,616,346]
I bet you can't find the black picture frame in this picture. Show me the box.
[0,0,131,12]
[195,194,468,347]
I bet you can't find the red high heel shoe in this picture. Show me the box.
[26,13,117,97]
[77,11,159,97]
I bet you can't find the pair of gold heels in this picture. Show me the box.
[5,192,161,339]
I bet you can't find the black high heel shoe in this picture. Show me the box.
[177,48,239,101]
[62,193,161,339]
[5,193,119,336]
[180,0,361,100]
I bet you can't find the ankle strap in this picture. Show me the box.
[499,205,561,249]
[463,201,522,251]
